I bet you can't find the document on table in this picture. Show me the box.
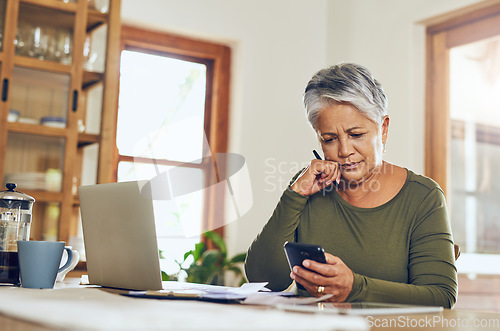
[243,292,333,305]
[124,281,275,301]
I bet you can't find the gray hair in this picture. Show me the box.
[303,63,388,128]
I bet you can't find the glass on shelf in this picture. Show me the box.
[15,20,73,64]
[27,25,49,60]
[14,30,25,55]
[15,22,32,57]
[4,133,65,193]
[88,0,109,13]
[10,67,70,125]
[49,28,73,64]
[83,35,98,71]
[83,24,106,72]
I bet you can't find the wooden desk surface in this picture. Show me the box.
[1,280,499,331]
[0,314,52,331]
[1,307,499,331]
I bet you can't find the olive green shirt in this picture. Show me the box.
[245,170,457,308]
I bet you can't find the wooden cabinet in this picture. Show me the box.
[0,0,121,245]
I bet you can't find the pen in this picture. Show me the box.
[313,150,340,189]
[313,149,322,160]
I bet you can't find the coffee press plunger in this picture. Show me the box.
[0,183,35,284]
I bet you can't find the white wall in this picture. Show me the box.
[121,0,485,257]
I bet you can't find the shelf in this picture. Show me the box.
[82,71,104,89]
[78,132,100,147]
[20,189,64,203]
[7,122,69,138]
[21,0,78,13]
[14,56,73,74]
[87,9,108,32]
[19,1,77,30]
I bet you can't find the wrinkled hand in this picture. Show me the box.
[290,160,340,196]
[290,253,353,302]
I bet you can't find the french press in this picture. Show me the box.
[0,183,35,284]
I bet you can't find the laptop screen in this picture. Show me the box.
[79,180,163,290]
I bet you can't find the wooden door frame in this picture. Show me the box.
[424,0,500,196]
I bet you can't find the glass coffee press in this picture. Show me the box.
[0,183,35,285]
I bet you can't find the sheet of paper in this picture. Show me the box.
[127,281,271,301]
[243,292,333,305]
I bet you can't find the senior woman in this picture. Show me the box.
[245,63,457,308]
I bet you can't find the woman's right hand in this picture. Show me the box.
[290,159,340,196]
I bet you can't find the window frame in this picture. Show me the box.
[114,25,231,240]
[425,2,500,274]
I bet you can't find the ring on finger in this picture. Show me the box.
[317,286,325,294]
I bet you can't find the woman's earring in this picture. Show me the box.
[383,143,386,154]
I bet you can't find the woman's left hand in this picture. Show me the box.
[290,252,354,302]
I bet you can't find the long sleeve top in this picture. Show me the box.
[245,169,458,308]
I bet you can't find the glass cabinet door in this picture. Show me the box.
[10,67,70,127]
[3,133,65,192]
[16,2,76,65]
[0,0,120,246]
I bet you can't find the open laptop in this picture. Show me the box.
[79,180,163,291]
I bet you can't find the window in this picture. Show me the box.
[115,26,230,275]
[425,3,500,274]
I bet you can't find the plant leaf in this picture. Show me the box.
[204,231,226,256]
[158,249,167,259]
[186,264,212,284]
[229,252,247,264]
[183,250,193,262]
[192,242,206,261]
[201,250,223,267]
[161,271,170,281]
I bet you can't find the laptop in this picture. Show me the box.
[79,180,163,291]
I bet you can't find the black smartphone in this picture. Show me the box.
[283,241,326,290]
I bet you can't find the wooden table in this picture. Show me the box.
[2,307,499,331]
[1,281,499,331]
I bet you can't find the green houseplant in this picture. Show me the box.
[161,231,247,286]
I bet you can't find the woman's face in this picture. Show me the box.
[316,103,389,186]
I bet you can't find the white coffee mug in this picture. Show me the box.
[57,248,80,282]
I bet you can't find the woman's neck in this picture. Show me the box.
[337,162,406,208]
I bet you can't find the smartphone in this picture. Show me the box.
[283,241,327,290]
